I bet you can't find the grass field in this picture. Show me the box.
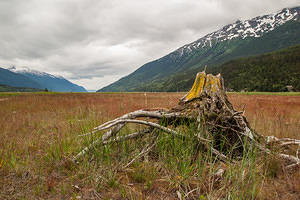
[0,92,299,199]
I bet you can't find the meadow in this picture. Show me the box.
[0,92,299,199]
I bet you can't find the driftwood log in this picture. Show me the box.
[74,71,300,169]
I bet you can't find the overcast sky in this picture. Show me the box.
[0,0,299,90]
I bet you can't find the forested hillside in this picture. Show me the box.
[150,44,300,92]
[214,45,300,92]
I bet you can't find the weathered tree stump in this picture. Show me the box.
[74,71,300,169]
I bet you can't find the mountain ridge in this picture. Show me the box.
[9,67,87,92]
[9,66,65,80]
[98,6,300,92]
[0,67,43,89]
[0,67,87,92]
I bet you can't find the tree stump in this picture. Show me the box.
[174,71,262,157]
[74,71,300,169]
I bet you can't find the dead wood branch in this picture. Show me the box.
[73,124,125,162]
[266,136,300,146]
[79,110,188,137]
[123,140,157,168]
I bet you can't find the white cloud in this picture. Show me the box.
[0,0,299,90]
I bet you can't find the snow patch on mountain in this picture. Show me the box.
[7,66,87,92]
[8,66,64,79]
[173,7,300,59]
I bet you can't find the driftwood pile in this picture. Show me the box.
[73,71,300,170]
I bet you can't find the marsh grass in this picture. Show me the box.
[72,119,287,199]
[0,92,299,199]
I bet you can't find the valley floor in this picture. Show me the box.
[0,92,299,199]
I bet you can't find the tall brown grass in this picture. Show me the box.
[0,92,299,199]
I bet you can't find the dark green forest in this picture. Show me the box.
[214,45,300,92]
[0,84,43,92]
[138,44,300,92]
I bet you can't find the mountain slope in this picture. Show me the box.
[214,44,300,92]
[98,6,300,92]
[157,44,300,92]
[0,67,43,89]
[9,67,87,92]
[136,20,300,92]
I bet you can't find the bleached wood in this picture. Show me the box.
[73,123,125,162]
[79,110,187,137]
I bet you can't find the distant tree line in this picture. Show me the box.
[0,84,43,92]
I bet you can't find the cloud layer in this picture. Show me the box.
[0,0,299,90]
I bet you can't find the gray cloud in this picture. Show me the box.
[0,0,299,90]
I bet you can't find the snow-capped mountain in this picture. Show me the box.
[8,66,87,92]
[0,67,43,89]
[99,6,300,92]
[174,7,300,59]
[9,66,63,79]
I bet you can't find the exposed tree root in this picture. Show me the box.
[73,71,300,171]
